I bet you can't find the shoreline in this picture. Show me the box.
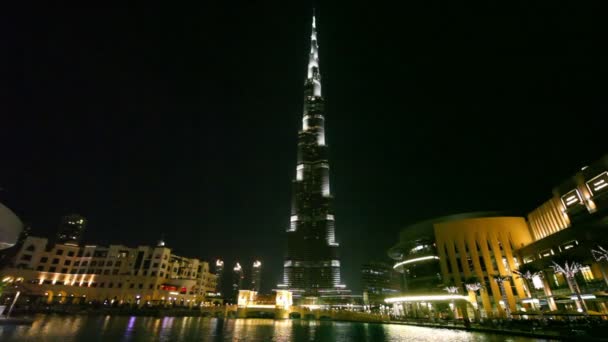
[9,311,608,341]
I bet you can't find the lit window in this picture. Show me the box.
[586,172,608,195]
[580,266,594,282]
[561,189,582,208]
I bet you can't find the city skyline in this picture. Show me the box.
[3,2,605,292]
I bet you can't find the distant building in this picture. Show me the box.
[232,262,244,300]
[0,236,218,306]
[361,262,400,306]
[56,214,86,245]
[251,260,261,292]
[215,259,224,295]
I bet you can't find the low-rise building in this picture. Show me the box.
[0,236,217,307]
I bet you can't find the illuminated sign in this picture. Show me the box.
[561,189,582,208]
[586,172,608,195]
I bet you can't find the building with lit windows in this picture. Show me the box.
[56,214,87,245]
[361,262,401,306]
[215,259,224,295]
[251,260,261,292]
[386,154,608,319]
[232,262,244,300]
[0,236,217,306]
[516,154,608,313]
[279,13,347,298]
[388,213,533,319]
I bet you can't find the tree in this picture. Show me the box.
[591,245,608,287]
[513,264,543,299]
[464,276,483,321]
[443,284,460,319]
[492,274,512,319]
[550,260,588,315]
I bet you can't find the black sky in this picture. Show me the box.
[2,1,605,292]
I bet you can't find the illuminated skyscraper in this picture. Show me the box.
[56,214,86,245]
[215,259,224,295]
[251,260,262,292]
[280,13,346,296]
[232,262,244,299]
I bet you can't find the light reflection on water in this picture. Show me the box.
[0,314,550,342]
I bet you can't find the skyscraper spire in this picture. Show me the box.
[307,11,321,96]
[280,12,348,298]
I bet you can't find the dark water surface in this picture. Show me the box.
[0,315,551,341]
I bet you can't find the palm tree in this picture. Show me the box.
[591,245,608,287]
[550,260,588,315]
[443,284,459,319]
[464,276,483,321]
[513,264,543,300]
[492,274,512,319]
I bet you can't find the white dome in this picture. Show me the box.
[0,202,23,250]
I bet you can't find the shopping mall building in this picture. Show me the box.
[386,154,608,319]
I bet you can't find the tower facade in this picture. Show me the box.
[232,262,244,300]
[215,259,224,295]
[251,260,262,292]
[280,13,346,296]
[56,214,86,245]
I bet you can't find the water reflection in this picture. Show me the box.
[0,315,549,342]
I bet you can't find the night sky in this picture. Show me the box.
[3,1,605,292]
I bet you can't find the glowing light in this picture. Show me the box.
[169,291,179,295]
[290,215,298,222]
[586,172,608,194]
[296,165,304,181]
[385,294,470,303]
[522,298,539,304]
[532,275,544,289]
[216,259,223,267]
[253,261,262,268]
[246,304,275,309]
[571,294,595,300]
[393,256,439,269]
[326,214,334,220]
[234,263,242,272]
[331,260,340,267]
[301,304,321,310]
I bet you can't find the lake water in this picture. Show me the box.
[0,315,551,341]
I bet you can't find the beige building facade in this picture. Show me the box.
[1,236,217,306]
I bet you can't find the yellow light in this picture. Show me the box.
[301,304,321,310]
[393,256,439,269]
[385,294,470,303]
[246,305,275,309]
